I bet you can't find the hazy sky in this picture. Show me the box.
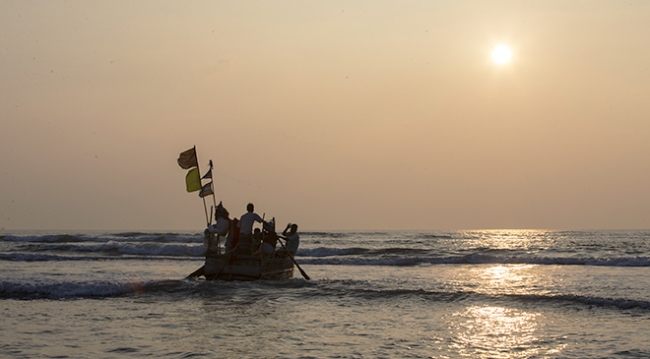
[2,1,649,231]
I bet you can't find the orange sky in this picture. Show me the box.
[1,1,649,230]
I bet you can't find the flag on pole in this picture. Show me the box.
[185,168,202,192]
[177,147,198,169]
[201,168,212,179]
[199,182,214,198]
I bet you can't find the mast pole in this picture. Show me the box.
[202,196,209,226]
[194,146,209,227]
[209,160,218,210]
[209,159,219,253]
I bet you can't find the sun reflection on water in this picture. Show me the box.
[449,305,542,358]
[461,229,553,253]
[479,265,533,294]
[442,263,567,358]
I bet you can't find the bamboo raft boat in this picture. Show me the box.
[204,254,294,281]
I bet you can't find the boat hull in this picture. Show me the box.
[204,255,294,281]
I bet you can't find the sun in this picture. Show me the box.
[491,44,512,65]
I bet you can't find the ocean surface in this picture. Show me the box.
[1,229,649,358]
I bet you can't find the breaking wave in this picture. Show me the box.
[2,231,649,267]
[298,253,650,267]
[3,278,649,312]
[0,279,189,300]
[2,233,202,244]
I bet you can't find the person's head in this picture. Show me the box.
[290,224,298,233]
[216,202,229,219]
[216,209,229,220]
[247,203,254,212]
[254,228,261,235]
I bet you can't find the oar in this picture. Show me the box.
[186,248,236,280]
[278,235,310,280]
[188,223,213,279]
[189,220,213,279]
[186,265,205,279]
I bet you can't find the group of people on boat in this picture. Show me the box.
[204,202,299,260]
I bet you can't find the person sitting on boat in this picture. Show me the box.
[206,202,231,254]
[283,223,300,256]
[261,221,278,259]
[237,203,264,256]
[252,228,262,254]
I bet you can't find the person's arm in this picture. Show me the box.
[256,214,270,230]
[282,223,291,236]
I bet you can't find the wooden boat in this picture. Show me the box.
[204,253,294,281]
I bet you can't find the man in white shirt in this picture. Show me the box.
[237,203,264,255]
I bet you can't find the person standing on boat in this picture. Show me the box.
[237,203,264,255]
[282,223,300,256]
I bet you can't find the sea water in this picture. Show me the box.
[1,229,649,358]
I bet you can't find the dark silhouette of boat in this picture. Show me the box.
[204,254,294,281]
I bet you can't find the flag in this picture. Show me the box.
[185,168,202,192]
[199,182,214,198]
[177,147,198,169]
[201,168,212,180]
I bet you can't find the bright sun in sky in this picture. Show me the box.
[491,44,512,65]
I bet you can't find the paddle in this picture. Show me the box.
[186,247,236,280]
[278,235,310,280]
[188,225,214,279]
[186,265,205,279]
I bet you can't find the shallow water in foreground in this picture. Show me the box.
[1,230,649,358]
